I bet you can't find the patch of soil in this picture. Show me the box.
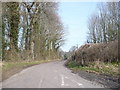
[2,67,23,82]
[72,70,120,88]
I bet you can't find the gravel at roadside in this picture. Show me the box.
[72,70,119,88]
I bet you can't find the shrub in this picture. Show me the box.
[66,41,118,66]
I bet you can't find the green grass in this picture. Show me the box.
[2,60,52,71]
[67,61,79,68]
[67,61,119,76]
[2,59,57,81]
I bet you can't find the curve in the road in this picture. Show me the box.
[2,61,104,88]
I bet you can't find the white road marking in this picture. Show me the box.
[78,83,83,86]
[71,79,83,86]
[61,75,65,86]
[61,75,70,87]
[38,79,43,88]
[65,76,69,79]
[63,75,83,87]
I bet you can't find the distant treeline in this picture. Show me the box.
[2,2,64,61]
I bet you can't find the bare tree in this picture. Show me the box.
[87,2,118,44]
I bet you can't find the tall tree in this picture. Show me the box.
[87,2,118,44]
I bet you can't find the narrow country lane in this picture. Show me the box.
[2,61,104,88]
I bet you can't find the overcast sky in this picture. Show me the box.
[58,2,98,52]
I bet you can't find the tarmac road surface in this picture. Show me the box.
[2,60,104,88]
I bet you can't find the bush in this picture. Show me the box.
[66,41,118,66]
[67,61,79,68]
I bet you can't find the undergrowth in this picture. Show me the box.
[67,60,119,76]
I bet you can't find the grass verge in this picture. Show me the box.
[67,61,119,76]
[2,59,58,81]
